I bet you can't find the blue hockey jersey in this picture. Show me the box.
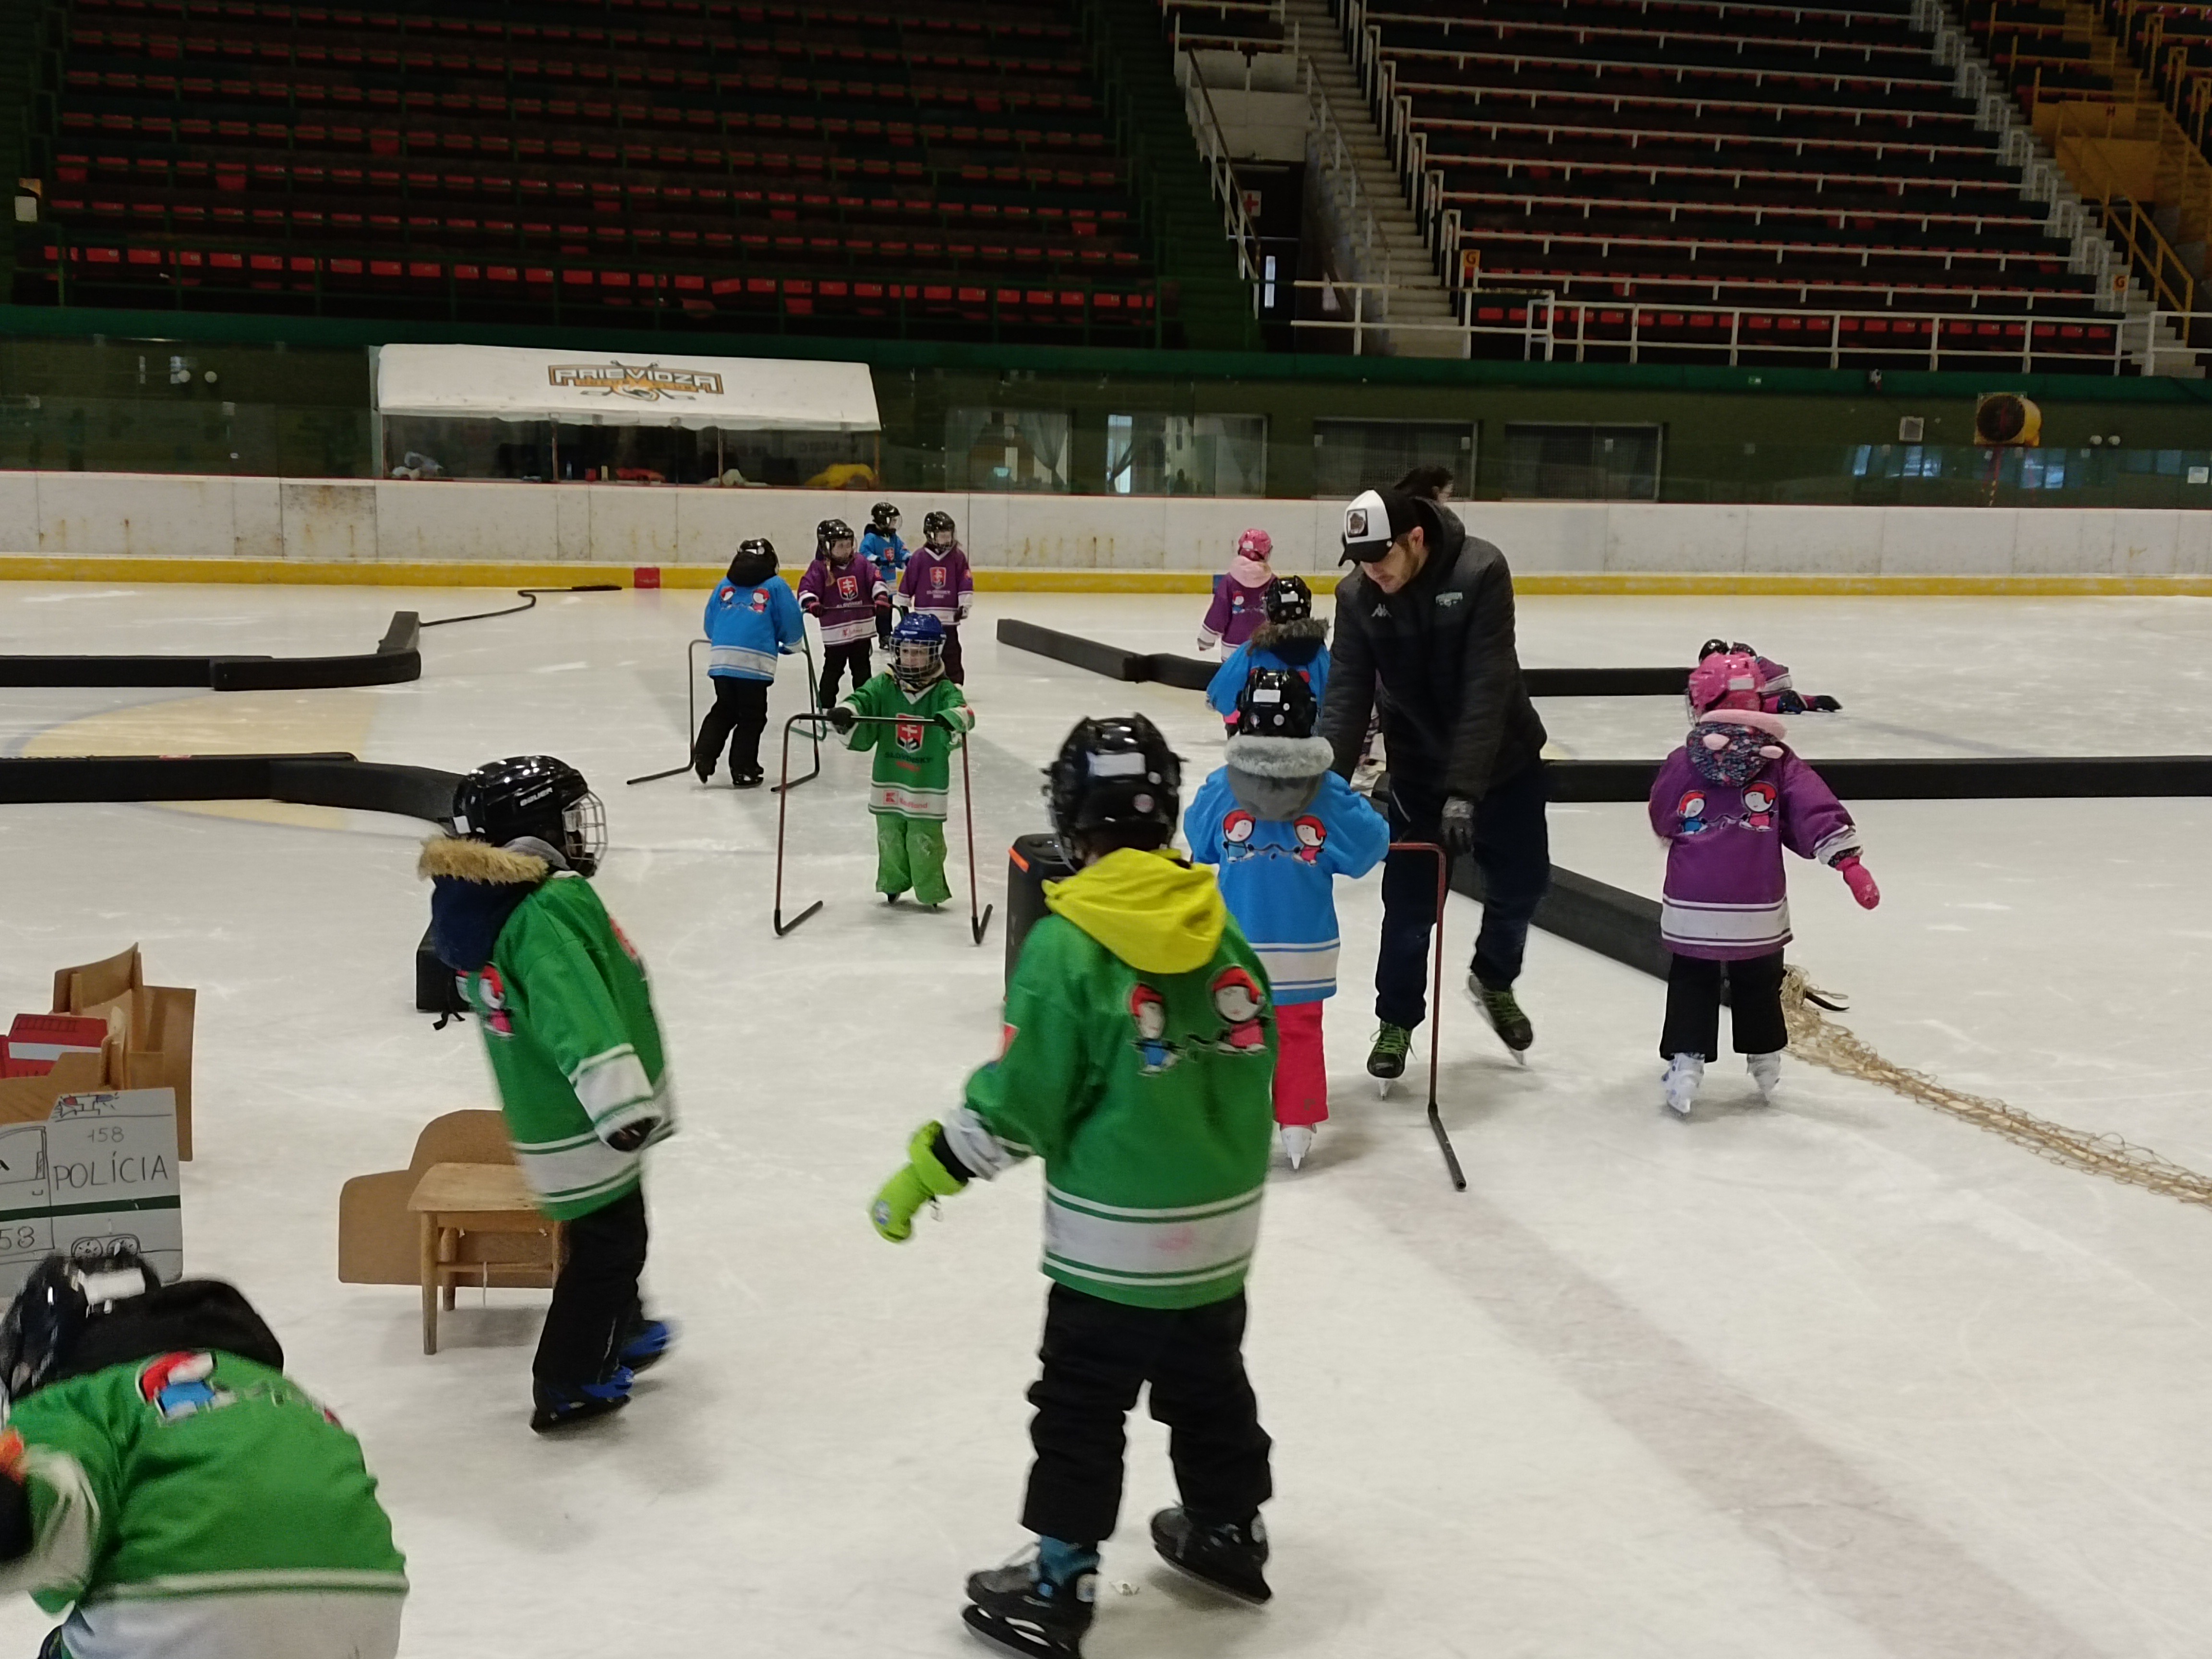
[704,575,804,680]
[860,528,907,586]
[1185,733,1389,1004]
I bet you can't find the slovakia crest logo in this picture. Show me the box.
[895,718,926,754]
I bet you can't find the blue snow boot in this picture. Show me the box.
[529,1367,634,1434]
[619,1317,674,1375]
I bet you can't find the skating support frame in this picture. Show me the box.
[772,711,992,944]
[626,637,822,789]
[772,631,823,795]
[1390,839,1464,1192]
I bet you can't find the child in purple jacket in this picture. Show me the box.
[898,510,975,685]
[797,516,890,705]
[1196,528,1274,653]
[1649,647,1881,1116]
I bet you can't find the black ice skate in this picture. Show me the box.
[1467,976,1533,1063]
[529,1367,634,1434]
[962,1551,1096,1659]
[1149,1507,1272,1605]
[1367,1022,1411,1095]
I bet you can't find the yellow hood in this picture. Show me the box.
[1044,847,1226,975]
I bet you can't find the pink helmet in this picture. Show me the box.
[1686,649,1764,719]
[1235,528,1273,562]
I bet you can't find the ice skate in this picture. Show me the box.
[1150,1508,1272,1605]
[1467,976,1533,1064]
[619,1317,674,1375]
[529,1367,635,1434]
[1747,1051,1782,1104]
[1278,1124,1315,1169]
[733,765,765,789]
[691,756,714,785]
[1367,1022,1411,1095]
[963,1547,1096,1659]
[1661,1054,1704,1118]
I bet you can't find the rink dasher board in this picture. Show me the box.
[1547,755,2212,802]
[0,1090,183,1302]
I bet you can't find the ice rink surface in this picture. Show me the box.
[1,580,2211,1658]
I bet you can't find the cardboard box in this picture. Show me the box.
[0,1087,182,1303]
[0,1018,123,1129]
[50,947,196,1160]
[7,1015,106,1064]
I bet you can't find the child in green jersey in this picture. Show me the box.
[423,755,677,1434]
[826,610,975,909]
[0,1247,406,1659]
[870,713,1278,1659]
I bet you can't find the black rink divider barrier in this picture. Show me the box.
[997,618,1684,699]
[1547,755,2212,804]
[0,752,461,825]
[0,611,422,691]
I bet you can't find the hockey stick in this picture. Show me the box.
[958,732,995,947]
[420,584,622,629]
[774,631,823,795]
[626,639,711,786]
[1389,839,1464,1192]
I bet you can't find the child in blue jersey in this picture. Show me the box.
[695,536,804,788]
[1205,577,1330,733]
[860,501,908,647]
[1186,667,1389,1167]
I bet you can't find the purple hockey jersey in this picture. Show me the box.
[797,554,886,646]
[1648,745,1861,960]
[900,543,974,624]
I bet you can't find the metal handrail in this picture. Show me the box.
[2051,100,2198,313]
[1306,55,1393,289]
[1182,51,1268,289]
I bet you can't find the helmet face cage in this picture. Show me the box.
[890,613,946,689]
[0,1246,155,1412]
[562,791,608,877]
[455,757,601,871]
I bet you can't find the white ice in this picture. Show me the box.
[0,582,2209,1659]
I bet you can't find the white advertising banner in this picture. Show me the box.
[374,344,880,432]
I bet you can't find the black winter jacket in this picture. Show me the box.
[1318,508,1547,802]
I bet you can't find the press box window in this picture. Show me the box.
[1106,414,1266,496]
[1501,423,1662,501]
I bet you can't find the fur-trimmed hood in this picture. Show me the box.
[420,835,564,972]
[1224,733,1334,820]
[1249,616,1326,663]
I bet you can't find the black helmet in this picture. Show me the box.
[816,518,855,559]
[1046,714,1181,852]
[922,510,956,543]
[0,1244,159,1408]
[869,501,901,530]
[728,537,778,587]
[1262,575,1312,627]
[1234,666,1317,739]
[453,756,607,876]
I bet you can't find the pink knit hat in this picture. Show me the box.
[1229,528,1273,586]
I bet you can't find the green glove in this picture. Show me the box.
[870,1121,968,1242]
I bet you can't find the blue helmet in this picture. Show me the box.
[890,611,946,689]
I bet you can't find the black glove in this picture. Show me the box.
[1439,794,1476,856]
[826,705,858,733]
[1806,694,1843,712]
[605,1118,659,1154]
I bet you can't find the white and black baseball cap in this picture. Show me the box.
[1339,488,1431,564]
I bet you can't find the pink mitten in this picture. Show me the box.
[1836,854,1880,910]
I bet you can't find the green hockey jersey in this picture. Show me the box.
[841,673,974,820]
[939,848,1276,1310]
[0,1349,405,1659]
[422,837,676,1221]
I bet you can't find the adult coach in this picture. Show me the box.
[1317,485,1551,1082]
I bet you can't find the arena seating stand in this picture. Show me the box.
[8,0,1241,344]
[1351,0,2129,369]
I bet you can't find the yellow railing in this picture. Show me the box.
[2053,102,2199,312]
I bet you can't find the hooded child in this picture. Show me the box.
[1187,668,1388,1167]
[828,611,975,910]
[1204,575,1331,732]
[1196,528,1274,654]
[421,756,676,1430]
[869,712,1278,1659]
[897,510,975,684]
[697,536,805,788]
[797,516,890,707]
[1649,648,1880,1116]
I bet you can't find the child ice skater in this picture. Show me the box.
[1195,528,1273,654]
[862,501,907,648]
[869,712,1277,1659]
[827,612,974,909]
[1187,667,1388,1167]
[1695,637,1843,715]
[424,756,676,1430]
[898,510,974,683]
[696,536,804,788]
[0,1246,408,1658]
[1205,575,1330,731]
[797,516,890,706]
[1651,647,1880,1116]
